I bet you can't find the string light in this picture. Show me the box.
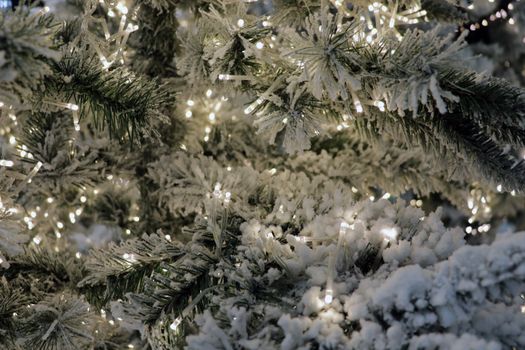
[32,235,42,245]
[353,99,363,113]
[380,227,398,241]
[170,317,182,331]
[25,162,43,185]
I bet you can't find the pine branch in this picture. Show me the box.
[78,233,185,306]
[17,293,94,350]
[130,0,178,76]
[41,51,170,142]
[17,111,107,193]
[0,5,61,107]
[0,277,32,348]
[421,0,469,22]
[5,246,84,294]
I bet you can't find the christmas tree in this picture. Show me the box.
[2,0,525,348]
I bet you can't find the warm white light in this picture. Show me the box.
[116,2,128,14]
[324,289,333,304]
[170,317,182,331]
[380,227,398,241]
[33,235,42,245]
[354,100,363,113]
[65,103,79,111]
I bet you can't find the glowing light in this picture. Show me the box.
[170,317,182,331]
[116,2,128,14]
[72,111,80,131]
[126,23,139,33]
[33,235,42,245]
[206,89,213,98]
[64,103,79,111]
[478,224,491,233]
[80,196,87,203]
[374,100,385,112]
[340,221,351,235]
[324,289,333,304]
[25,162,43,184]
[122,253,137,263]
[380,227,398,241]
[237,19,245,28]
[255,41,264,49]
[213,182,222,198]
[0,160,14,167]
[354,100,363,113]
[389,17,395,28]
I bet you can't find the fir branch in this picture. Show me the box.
[5,246,84,293]
[78,233,185,306]
[130,0,178,76]
[17,111,106,193]
[0,277,32,348]
[437,68,525,148]
[41,51,170,142]
[421,0,469,22]
[0,5,61,107]
[17,293,94,350]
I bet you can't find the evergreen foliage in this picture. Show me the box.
[1,0,525,349]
